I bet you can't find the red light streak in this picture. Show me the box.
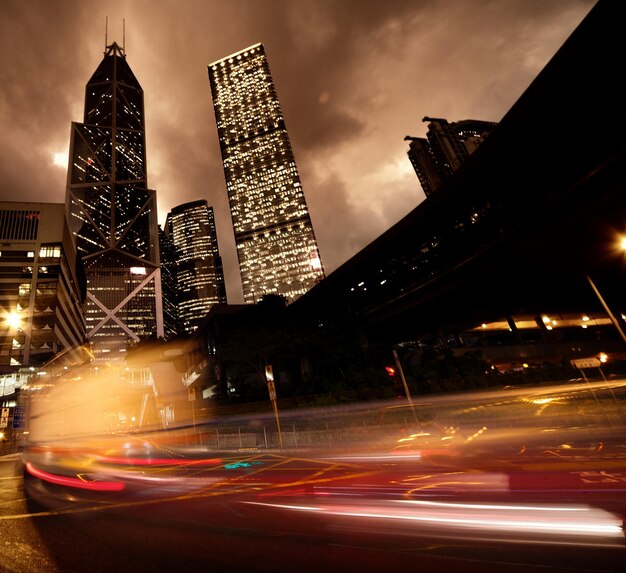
[25,462,125,492]
[96,457,222,466]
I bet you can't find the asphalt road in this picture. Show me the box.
[2,445,626,573]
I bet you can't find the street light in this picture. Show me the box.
[4,312,22,330]
[582,234,626,347]
[585,273,626,346]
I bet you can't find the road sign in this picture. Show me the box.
[571,358,601,369]
[0,418,7,429]
[12,406,23,429]
[1,408,8,418]
[188,387,196,401]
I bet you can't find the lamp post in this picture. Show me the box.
[265,365,283,448]
[585,234,626,347]
[585,273,626,346]
[392,349,421,430]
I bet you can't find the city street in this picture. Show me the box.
[1,3,625,571]
[4,412,626,573]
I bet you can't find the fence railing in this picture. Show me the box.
[148,385,626,452]
[8,380,626,455]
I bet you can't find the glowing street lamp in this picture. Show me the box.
[4,312,22,330]
[584,235,626,346]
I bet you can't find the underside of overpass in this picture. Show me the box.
[293,1,626,358]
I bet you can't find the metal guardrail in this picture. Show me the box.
[155,384,626,451]
[10,380,626,455]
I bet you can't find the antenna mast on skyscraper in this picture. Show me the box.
[104,16,108,54]
[123,18,126,55]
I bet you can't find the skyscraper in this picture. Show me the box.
[165,200,227,334]
[405,117,497,196]
[65,42,163,360]
[158,225,178,340]
[208,43,324,304]
[0,202,86,378]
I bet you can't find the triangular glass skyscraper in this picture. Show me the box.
[65,42,163,360]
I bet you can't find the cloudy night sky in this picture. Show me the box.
[0,0,595,303]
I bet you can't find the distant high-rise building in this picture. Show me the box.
[207,43,324,304]
[158,225,178,339]
[65,42,163,360]
[165,200,226,334]
[406,117,497,196]
[0,202,86,388]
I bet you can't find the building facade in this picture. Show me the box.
[165,200,227,334]
[406,117,497,196]
[207,43,324,304]
[158,225,178,340]
[65,42,163,360]
[0,202,86,393]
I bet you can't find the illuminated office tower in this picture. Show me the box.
[208,43,324,304]
[0,202,86,386]
[165,201,226,334]
[65,42,163,360]
[158,225,178,339]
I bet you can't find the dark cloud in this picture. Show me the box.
[0,0,596,303]
[298,168,374,274]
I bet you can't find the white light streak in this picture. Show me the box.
[243,500,625,539]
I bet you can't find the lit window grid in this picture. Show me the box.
[115,130,145,180]
[168,207,220,263]
[224,142,309,234]
[71,126,113,184]
[71,271,156,344]
[177,268,220,290]
[73,77,146,186]
[68,189,157,262]
[68,192,112,248]
[237,225,323,303]
[73,186,113,215]
[228,183,309,235]
[114,88,144,131]
[210,42,324,302]
[86,87,113,125]
[178,297,218,334]
[0,226,84,366]
[114,186,153,238]
[222,129,293,170]
[166,203,226,331]
[115,216,154,260]
[209,49,283,143]
[86,61,144,130]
